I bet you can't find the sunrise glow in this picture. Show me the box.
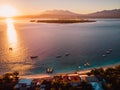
[0,5,19,17]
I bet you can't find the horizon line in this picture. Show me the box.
[0,8,120,18]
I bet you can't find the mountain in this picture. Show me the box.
[43,10,78,15]
[87,9,120,18]
[38,9,120,18]
[14,9,120,19]
[38,10,81,19]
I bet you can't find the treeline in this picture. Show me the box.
[0,71,19,90]
[0,65,120,90]
[87,65,120,90]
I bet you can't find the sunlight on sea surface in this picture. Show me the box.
[0,18,120,75]
[6,18,18,48]
[0,18,32,75]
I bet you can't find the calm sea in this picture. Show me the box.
[0,18,120,75]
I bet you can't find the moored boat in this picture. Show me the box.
[65,53,70,56]
[30,56,38,59]
[46,67,53,74]
[9,48,13,50]
[56,55,62,58]
[84,62,90,66]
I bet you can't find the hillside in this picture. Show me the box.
[38,10,81,19]
[14,9,120,19]
[87,9,120,18]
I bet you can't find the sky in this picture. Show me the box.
[0,0,120,15]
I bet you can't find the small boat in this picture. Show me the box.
[56,55,62,58]
[49,67,53,73]
[46,67,53,74]
[65,53,70,56]
[9,48,13,50]
[84,62,90,66]
[106,49,112,54]
[106,50,111,54]
[30,56,38,59]
[102,54,106,57]
[78,66,81,69]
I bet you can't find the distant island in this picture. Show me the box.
[30,19,96,23]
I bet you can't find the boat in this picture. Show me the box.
[102,54,106,57]
[49,67,53,73]
[9,48,13,50]
[84,62,90,66]
[46,67,53,74]
[56,55,62,58]
[65,53,70,56]
[30,56,38,59]
[106,48,112,54]
[78,66,81,69]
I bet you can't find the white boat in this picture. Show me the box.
[84,62,90,66]
[46,67,53,73]
[102,54,106,57]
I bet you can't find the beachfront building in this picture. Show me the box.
[14,78,32,90]
[53,74,82,87]
[62,75,81,86]
[85,76,103,90]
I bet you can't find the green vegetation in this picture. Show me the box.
[87,65,120,90]
[0,65,120,90]
[0,71,19,90]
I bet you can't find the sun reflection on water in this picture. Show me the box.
[5,18,32,75]
[6,18,18,48]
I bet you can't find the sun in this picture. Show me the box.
[0,5,19,18]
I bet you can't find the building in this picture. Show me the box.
[85,76,103,90]
[14,78,32,90]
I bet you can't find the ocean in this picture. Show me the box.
[0,18,120,75]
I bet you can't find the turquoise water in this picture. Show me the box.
[0,18,120,75]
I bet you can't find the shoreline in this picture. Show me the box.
[20,63,120,79]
